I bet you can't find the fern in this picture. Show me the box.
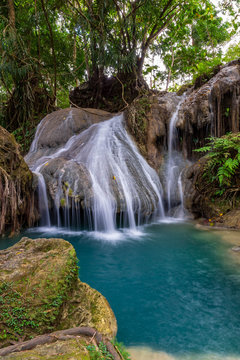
[194,133,240,188]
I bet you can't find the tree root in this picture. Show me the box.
[0,326,121,359]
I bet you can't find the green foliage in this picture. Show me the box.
[192,56,223,83]
[223,42,240,63]
[112,340,131,360]
[150,2,231,89]
[87,342,114,360]
[86,340,131,360]
[0,245,79,345]
[194,133,240,188]
[0,0,238,140]
[0,282,39,339]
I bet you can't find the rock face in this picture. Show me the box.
[178,60,240,157]
[126,93,181,170]
[0,237,117,348]
[25,108,112,221]
[22,60,240,225]
[126,61,240,171]
[25,107,112,168]
[25,108,112,211]
[0,126,37,235]
[183,156,240,228]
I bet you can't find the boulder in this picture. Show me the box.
[40,158,93,209]
[25,108,112,168]
[0,126,37,235]
[0,237,117,348]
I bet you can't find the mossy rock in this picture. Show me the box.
[1,337,91,359]
[0,237,117,348]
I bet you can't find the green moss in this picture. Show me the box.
[2,338,91,359]
[60,198,66,207]
[126,95,152,156]
[0,239,79,347]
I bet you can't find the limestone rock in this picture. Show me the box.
[40,158,93,209]
[25,108,112,168]
[0,126,37,235]
[126,93,181,170]
[178,60,240,156]
[0,237,117,348]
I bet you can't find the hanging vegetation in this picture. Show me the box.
[0,126,37,236]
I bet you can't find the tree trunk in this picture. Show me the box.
[34,0,41,61]
[8,0,16,29]
[40,0,57,101]
[73,32,80,86]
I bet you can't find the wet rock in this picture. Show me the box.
[183,156,240,227]
[0,126,37,235]
[178,61,240,157]
[126,93,181,170]
[41,158,93,209]
[25,108,112,168]
[0,237,117,348]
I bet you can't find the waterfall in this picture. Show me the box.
[165,95,186,217]
[35,172,51,226]
[26,113,165,231]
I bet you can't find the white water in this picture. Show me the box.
[166,95,186,216]
[26,113,165,232]
[36,172,51,226]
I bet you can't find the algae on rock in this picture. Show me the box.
[1,337,91,359]
[0,237,117,348]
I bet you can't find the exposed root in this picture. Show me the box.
[0,326,121,359]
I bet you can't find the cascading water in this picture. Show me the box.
[26,113,165,232]
[165,95,186,217]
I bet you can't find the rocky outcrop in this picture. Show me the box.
[0,126,37,236]
[25,108,112,168]
[126,93,181,170]
[178,60,240,157]
[0,237,117,348]
[127,61,240,170]
[183,155,240,228]
[25,108,112,219]
[40,158,93,210]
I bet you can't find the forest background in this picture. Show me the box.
[0,0,239,152]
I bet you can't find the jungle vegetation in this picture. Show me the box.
[0,0,239,151]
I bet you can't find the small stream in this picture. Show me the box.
[2,222,240,360]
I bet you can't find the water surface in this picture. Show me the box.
[1,222,240,359]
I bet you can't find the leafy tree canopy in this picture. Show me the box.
[0,0,239,146]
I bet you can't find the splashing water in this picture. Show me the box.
[165,95,187,217]
[26,113,165,231]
